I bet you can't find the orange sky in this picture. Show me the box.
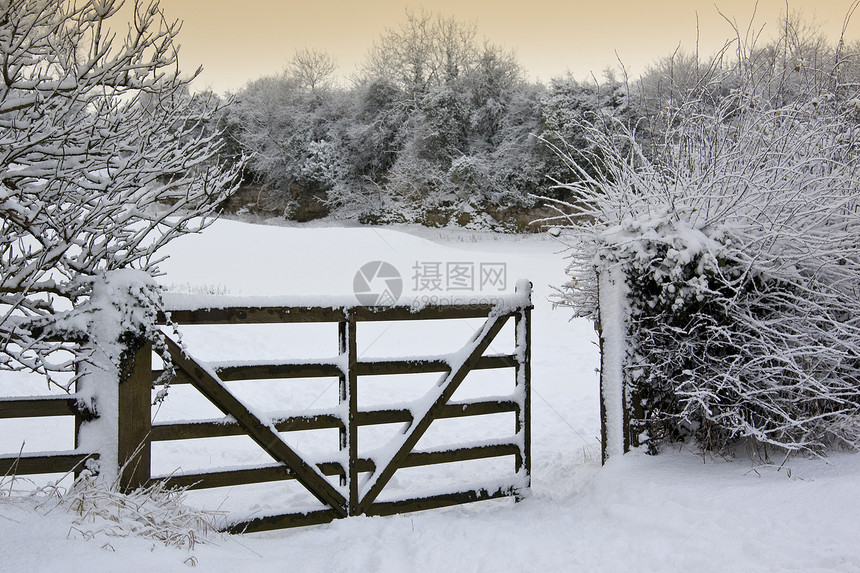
[125,0,860,94]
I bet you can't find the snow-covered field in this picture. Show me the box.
[2,220,860,572]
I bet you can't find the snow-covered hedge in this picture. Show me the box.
[554,86,860,455]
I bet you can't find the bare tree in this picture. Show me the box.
[361,8,479,98]
[290,47,337,95]
[0,0,241,388]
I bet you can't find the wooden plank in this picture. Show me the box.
[474,354,518,370]
[151,414,344,441]
[228,486,517,531]
[160,300,531,324]
[357,358,449,376]
[357,354,516,376]
[152,461,352,490]
[356,408,412,426]
[162,336,347,517]
[155,466,291,490]
[217,362,341,381]
[357,400,518,427]
[159,303,497,326]
[0,452,96,476]
[403,443,519,468]
[357,313,512,513]
[152,354,516,385]
[352,305,496,322]
[439,399,519,420]
[339,313,359,514]
[117,341,152,492]
[225,509,338,534]
[365,486,517,517]
[158,306,345,325]
[0,396,79,419]
[153,362,341,385]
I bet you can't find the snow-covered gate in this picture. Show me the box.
[131,282,533,533]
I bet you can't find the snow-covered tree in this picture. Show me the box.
[229,64,351,206]
[361,9,479,99]
[0,0,241,389]
[539,73,631,192]
[290,47,337,96]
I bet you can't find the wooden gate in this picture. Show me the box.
[145,281,532,533]
[0,281,532,534]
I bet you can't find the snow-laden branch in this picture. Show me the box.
[0,0,243,387]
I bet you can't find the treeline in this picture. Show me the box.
[204,9,860,231]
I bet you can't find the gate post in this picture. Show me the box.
[74,336,152,490]
[597,266,630,463]
[117,338,152,492]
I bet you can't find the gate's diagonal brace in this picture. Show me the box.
[163,336,347,517]
[357,312,511,514]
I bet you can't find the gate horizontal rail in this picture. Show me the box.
[0,451,97,476]
[152,354,518,384]
[0,396,79,419]
[150,398,520,441]
[156,302,504,325]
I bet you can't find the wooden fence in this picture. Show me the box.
[0,282,532,533]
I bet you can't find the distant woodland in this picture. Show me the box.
[203,10,860,231]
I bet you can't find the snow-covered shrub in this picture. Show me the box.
[553,75,860,455]
[62,471,219,549]
[3,470,219,550]
[300,140,347,191]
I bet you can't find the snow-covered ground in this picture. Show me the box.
[2,220,859,572]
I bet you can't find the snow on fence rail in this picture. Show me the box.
[0,399,95,477]
[0,282,532,534]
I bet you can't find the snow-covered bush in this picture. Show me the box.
[2,470,219,550]
[62,471,219,549]
[553,51,860,455]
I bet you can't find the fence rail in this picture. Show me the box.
[0,282,532,534]
[0,391,94,477]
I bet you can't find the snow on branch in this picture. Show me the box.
[0,0,243,388]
